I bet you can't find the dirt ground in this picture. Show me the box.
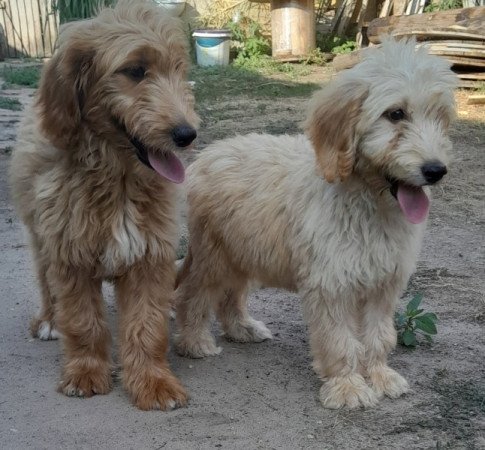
[0,67,484,450]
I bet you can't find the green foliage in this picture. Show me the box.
[303,48,328,66]
[395,293,438,347]
[0,96,22,111]
[1,66,41,88]
[424,0,463,12]
[228,19,271,66]
[317,34,357,55]
[54,0,115,23]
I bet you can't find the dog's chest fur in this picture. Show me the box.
[297,185,425,297]
[35,165,177,275]
[100,201,147,274]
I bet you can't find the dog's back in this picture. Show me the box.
[185,133,318,289]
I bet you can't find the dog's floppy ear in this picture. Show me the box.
[37,22,96,149]
[303,80,368,183]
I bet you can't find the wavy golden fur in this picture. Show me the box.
[9,0,199,410]
[175,38,457,409]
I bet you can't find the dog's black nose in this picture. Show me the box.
[171,125,197,148]
[421,162,447,184]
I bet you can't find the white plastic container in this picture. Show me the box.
[192,29,231,67]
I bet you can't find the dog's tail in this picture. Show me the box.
[175,246,193,290]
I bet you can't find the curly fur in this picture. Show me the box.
[174,38,458,409]
[9,0,199,410]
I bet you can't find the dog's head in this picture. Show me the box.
[37,0,199,183]
[304,38,458,223]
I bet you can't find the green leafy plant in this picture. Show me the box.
[317,34,357,55]
[227,19,271,66]
[395,293,438,347]
[424,0,462,12]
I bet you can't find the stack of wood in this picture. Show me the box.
[333,6,485,89]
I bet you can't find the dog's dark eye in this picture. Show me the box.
[122,66,146,81]
[387,109,406,122]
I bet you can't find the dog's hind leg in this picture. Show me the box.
[302,289,379,409]
[174,246,224,358]
[217,279,273,343]
[361,288,409,400]
[29,232,61,340]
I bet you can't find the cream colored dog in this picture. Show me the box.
[175,39,457,409]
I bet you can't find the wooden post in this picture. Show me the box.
[270,0,315,60]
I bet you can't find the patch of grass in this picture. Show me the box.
[1,65,41,88]
[0,96,23,111]
[424,0,462,12]
[190,65,319,103]
[317,34,357,55]
[395,293,438,347]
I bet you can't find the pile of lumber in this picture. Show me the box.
[333,6,485,88]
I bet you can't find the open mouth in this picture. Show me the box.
[129,135,185,184]
[114,118,185,184]
[386,176,430,224]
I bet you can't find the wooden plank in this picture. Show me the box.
[368,6,485,44]
[457,72,485,81]
[393,0,408,16]
[330,0,359,36]
[467,94,485,105]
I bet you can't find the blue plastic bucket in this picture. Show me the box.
[193,29,231,67]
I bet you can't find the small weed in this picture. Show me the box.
[302,48,328,66]
[317,34,357,55]
[1,65,41,88]
[395,293,438,347]
[4,146,13,155]
[0,96,22,111]
[424,0,462,12]
[228,19,271,64]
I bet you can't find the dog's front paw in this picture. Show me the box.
[223,318,273,343]
[58,361,112,397]
[319,374,379,409]
[175,331,222,358]
[127,369,188,411]
[30,318,61,340]
[369,365,409,399]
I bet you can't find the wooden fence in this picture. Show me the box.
[0,0,59,59]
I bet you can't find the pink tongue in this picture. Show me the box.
[396,184,430,224]
[147,150,185,184]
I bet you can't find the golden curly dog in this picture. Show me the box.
[9,1,199,410]
[175,39,458,409]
